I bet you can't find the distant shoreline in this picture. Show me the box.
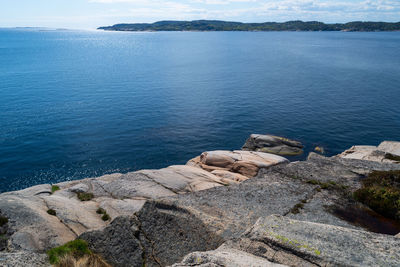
[99,20,400,32]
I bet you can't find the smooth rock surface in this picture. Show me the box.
[187,150,288,177]
[242,134,303,156]
[170,246,285,267]
[230,215,400,267]
[338,141,400,163]
[0,165,236,253]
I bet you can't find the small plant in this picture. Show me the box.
[0,216,8,227]
[47,239,91,265]
[77,192,94,201]
[306,179,347,192]
[51,185,60,193]
[354,170,400,221]
[57,254,111,267]
[101,214,110,221]
[47,209,57,216]
[96,208,106,214]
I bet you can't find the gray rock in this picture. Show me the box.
[230,215,400,267]
[170,245,285,267]
[338,141,400,163]
[81,203,224,267]
[80,216,143,267]
[81,152,400,266]
[242,134,303,156]
[378,141,400,156]
[0,252,50,267]
[0,165,236,253]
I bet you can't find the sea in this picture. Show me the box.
[0,28,399,192]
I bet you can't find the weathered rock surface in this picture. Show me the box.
[338,141,400,163]
[81,151,400,266]
[187,150,288,177]
[81,203,224,267]
[226,215,400,267]
[2,140,400,266]
[0,152,288,266]
[0,252,50,267]
[0,165,238,253]
[242,134,304,156]
[170,246,285,267]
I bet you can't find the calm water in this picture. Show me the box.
[0,29,399,192]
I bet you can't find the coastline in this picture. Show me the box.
[0,136,399,266]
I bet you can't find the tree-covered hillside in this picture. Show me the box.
[98,20,400,32]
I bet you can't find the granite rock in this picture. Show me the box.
[338,141,400,163]
[229,215,400,267]
[242,134,303,156]
[187,150,289,177]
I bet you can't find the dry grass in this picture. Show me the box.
[57,254,112,267]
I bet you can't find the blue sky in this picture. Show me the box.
[1,0,400,29]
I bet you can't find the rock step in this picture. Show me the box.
[228,215,400,267]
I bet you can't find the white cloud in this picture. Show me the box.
[85,0,400,25]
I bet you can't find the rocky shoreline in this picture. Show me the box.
[0,135,399,266]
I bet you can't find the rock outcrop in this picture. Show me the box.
[0,150,287,265]
[338,141,400,163]
[80,152,400,266]
[242,134,304,156]
[170,246,284,267]
[1,139,400,266]
[187,150,288,177]
[176,215,400,267]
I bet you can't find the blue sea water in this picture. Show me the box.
[0,29,399,193]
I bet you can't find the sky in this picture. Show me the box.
[0,0,400,29]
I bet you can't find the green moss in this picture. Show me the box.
[101,214,110,221]
[0,216,8,227]
[47,209,57,216]
[354,170,400,221]
[77,192,94,201]
[306,179,348,192]
[263,226,322,257]
[47,239,91,265]
[51,185,60,193]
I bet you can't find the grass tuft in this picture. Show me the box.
[354,170,400,221]
[101,214,110,221]
[77,192,94,201]
[51,185,60,193]
[47,239,91,265]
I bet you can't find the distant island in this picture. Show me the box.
[98,20,400,32]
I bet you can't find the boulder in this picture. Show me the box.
[187,150,289,177]
[242,134,303,156]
